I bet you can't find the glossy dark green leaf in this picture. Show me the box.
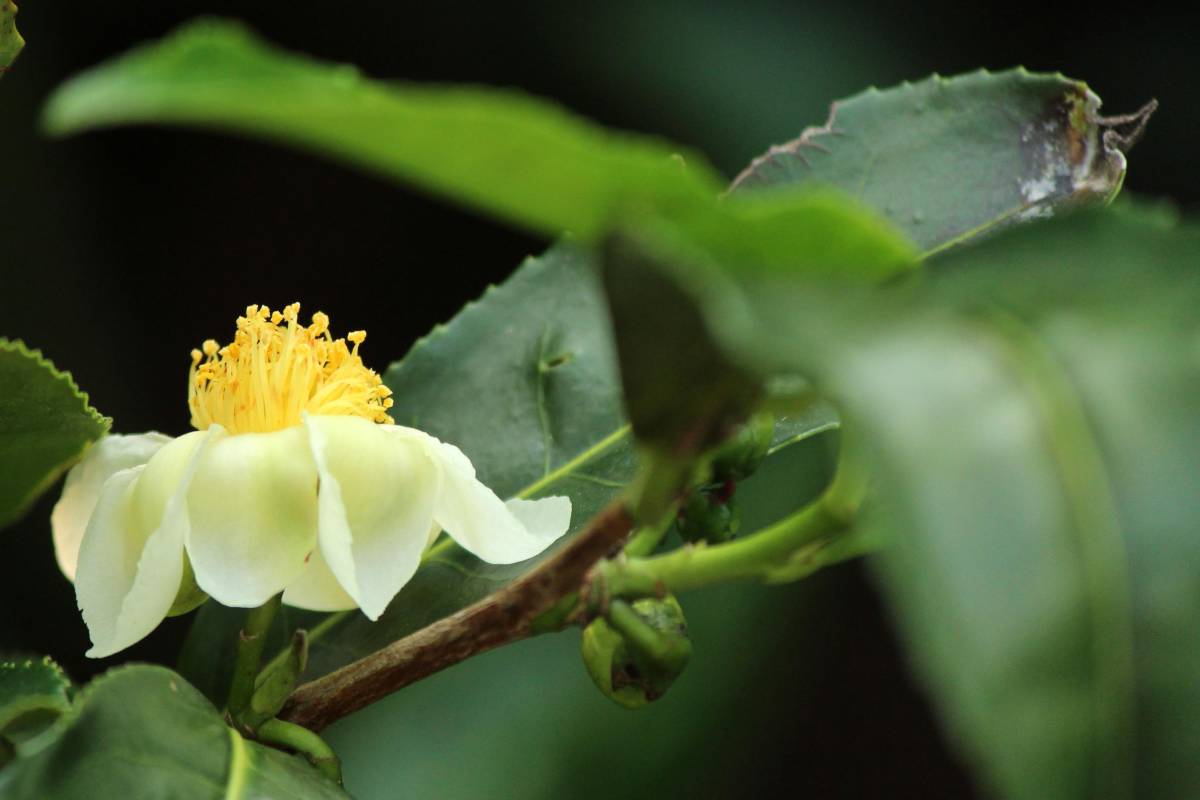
[0,658,70,751]
[0,340,110,529]
[731,69,1145,254]
[0,665,348,799]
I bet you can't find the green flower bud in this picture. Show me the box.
[581,596,691,709]
[710,412,775,482]
[677,490,740,544]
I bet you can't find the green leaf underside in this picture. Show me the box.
[0,1,22,73]
[0,340,110,529]
[732,69,1127,255]
[0,666,348,799]
[0,658,71,747]
[41,17,918,287]
[180,243,842,698]
[42,18,720,243]
[712,206,1200,800]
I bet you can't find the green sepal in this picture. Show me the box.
[166,557,209,617]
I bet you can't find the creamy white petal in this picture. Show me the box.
[281,546,356,612]
[505,496,574,541]
[76,430,209,658]
[400,428,572,564]
[304,416,439,621]
[52,432,172,581]
[186,426,318,608]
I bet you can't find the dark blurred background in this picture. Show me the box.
[1,2,1195,797]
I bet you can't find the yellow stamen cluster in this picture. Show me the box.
[188,303,394,434]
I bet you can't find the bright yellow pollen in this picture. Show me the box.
[188,303,395,434]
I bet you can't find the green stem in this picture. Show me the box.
[593,431,869,603]
[627,449,694,525]
[532,460,686,634]
[622,508,677,558]
[594,492,851,602]
[227,594,282,724]
[257,718,342,785]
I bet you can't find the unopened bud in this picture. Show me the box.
[581,596,691,709]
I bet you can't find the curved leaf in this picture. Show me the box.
[0,665,348,799]
[41,18,917,285]
[731,70,1150,254]
[42,18,720,242]
[0,340,110,529]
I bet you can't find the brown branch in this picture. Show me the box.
[279,500,634,731]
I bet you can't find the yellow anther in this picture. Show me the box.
[310,312,330,335]
[188,303,393,434]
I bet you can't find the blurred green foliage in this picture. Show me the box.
[1,3,1195,798]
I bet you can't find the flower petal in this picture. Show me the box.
[51,432,172,581]
[76,430,209,658]
[304,416,439,621]
[407,430,572,564]
[281,546,356,612]
[186,426,318,608]
[505,496,573,540]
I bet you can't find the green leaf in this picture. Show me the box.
[725,207,1200,800]
[0,665,348,798]
[42,18,721,242]
[731,69,1148,254]
[0,1,22,74]
[0,658,71,752]
[601,192,914,451]
[0,340,110,529]
[41,18,918,284]
[179,243,839,700]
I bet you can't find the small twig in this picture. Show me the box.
[280,500,634,731]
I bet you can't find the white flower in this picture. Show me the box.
[51,304,570,658]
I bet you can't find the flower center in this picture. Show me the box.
[188,303,394,434]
